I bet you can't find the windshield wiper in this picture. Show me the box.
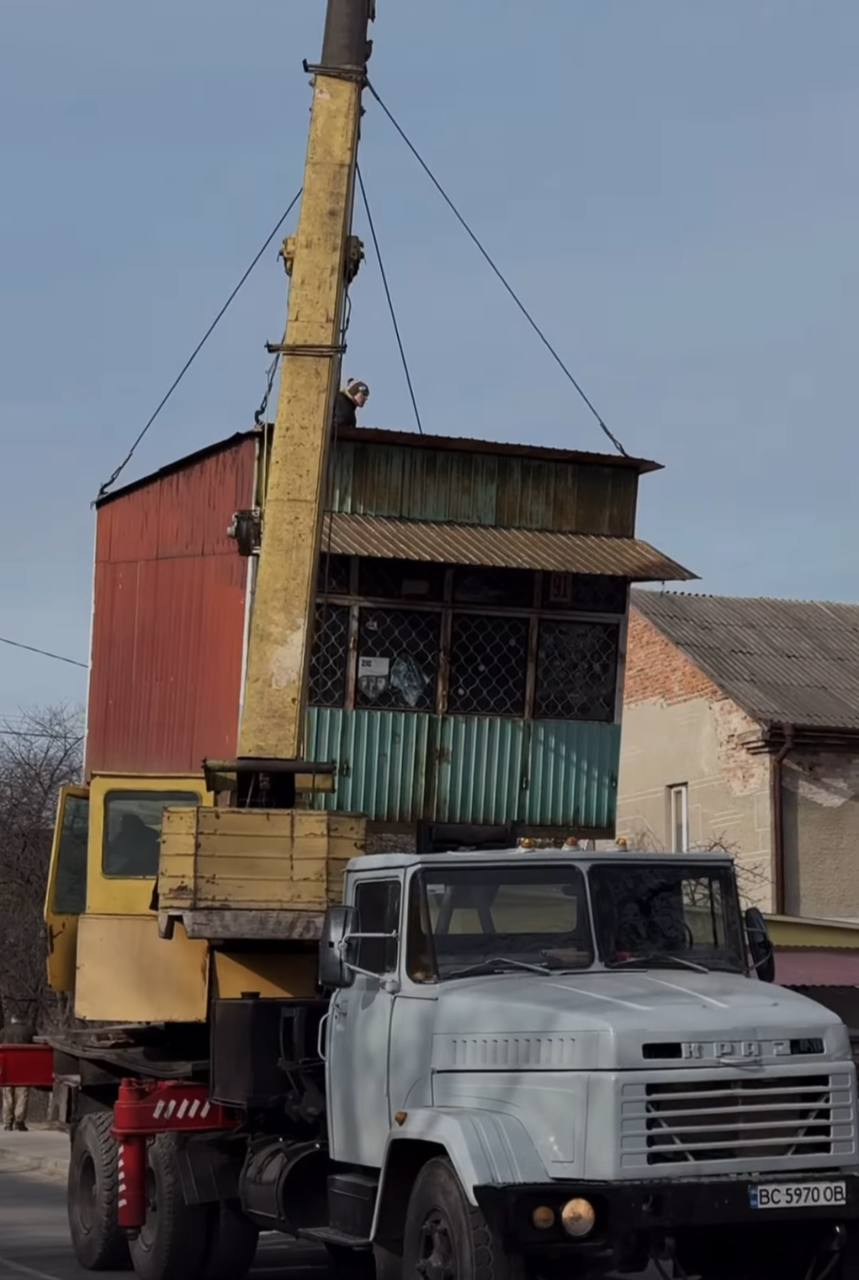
[606,952,710,974]
[443,956,551,981]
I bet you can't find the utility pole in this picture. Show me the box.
[239,0,374,764]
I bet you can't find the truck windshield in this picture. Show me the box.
[589,863,745,973]
[406,865,593,982]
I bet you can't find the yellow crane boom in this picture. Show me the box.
[239,0,375,762]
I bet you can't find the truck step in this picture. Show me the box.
[299,1226,371,1250]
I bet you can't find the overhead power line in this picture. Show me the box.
[0,636,88,670]
[97,188,304,499]
[356,164,423,436]
[366,81,628,458]
[0,729,84,743]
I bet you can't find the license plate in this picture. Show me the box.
[750,1181,847,1210]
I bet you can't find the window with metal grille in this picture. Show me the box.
[309,604,350,708]
[318,554,352,595]
[358,558,445,602]
[448,614,529,716]
[357,608,440,711]
[535,620,619,722]
[453,567,533,608]
[542,573,627,614]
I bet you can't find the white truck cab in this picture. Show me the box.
[320,850,859,1279]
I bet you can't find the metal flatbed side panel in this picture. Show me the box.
[163,908,327,943]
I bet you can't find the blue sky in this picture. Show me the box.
[1,1,857,715]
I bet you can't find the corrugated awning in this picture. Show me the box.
[322,513,695,582]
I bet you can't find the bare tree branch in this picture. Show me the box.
[0,705,83,1030]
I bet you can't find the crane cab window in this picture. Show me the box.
[54,792,89,914]
[103,791,198,878]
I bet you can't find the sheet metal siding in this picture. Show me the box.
[306,709,432,821]
[86,439,257,776]
[525,720,620,829]
[333,442,638,537]
[305,709,619,829]
[435,717,526,824]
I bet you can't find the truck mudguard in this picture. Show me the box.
[373,1104,547,1234]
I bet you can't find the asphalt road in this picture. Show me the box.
[0,1168,331,1280]
[0,1163,662,1280]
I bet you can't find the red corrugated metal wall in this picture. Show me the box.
[86,439,256,776]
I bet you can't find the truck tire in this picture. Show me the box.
[324,1244,374,1277]
[128,1135,208,1280]
[67,1112,131,1271]
[373,1244,402,1280]
[200,1201,259,1280]
[402,1157,523,1280]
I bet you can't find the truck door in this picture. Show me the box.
[326,876,402,1168]
[43,785,89,993]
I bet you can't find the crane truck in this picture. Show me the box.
[3,3,859,1279]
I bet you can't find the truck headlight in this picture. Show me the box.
[531,1206,556,1231]
[561,1197,596,1238]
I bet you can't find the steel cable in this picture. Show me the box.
[97,189,303,498]
[357,164,423,435]
[366,81,628,457]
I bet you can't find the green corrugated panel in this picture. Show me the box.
[331,442,637,535]
[331,441,355,513]
[332,444,499,527]
[307,709,619,830]
[435,716,526,824]
[525,720,619,829]
[306,708,432,821]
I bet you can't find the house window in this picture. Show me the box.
[669,784,689,853]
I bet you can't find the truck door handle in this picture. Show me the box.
[317,1011,331,1062]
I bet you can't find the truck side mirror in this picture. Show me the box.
[319,906,357,989]
[745,907,776,983]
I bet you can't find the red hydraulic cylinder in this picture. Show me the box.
[111,1078,240,1230]
[117,1134,147,1230]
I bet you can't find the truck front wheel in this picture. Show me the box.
[68,1113,131,1271]
[402,1157,523,1280]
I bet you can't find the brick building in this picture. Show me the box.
[617,591,859,921]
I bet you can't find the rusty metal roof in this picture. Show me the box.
[633,590,859,732]
[97,422,663,510]
[324,513,695,581]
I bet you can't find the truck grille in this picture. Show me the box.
[620,1074,856,1168]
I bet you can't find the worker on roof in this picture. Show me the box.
[333,379,369,431]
